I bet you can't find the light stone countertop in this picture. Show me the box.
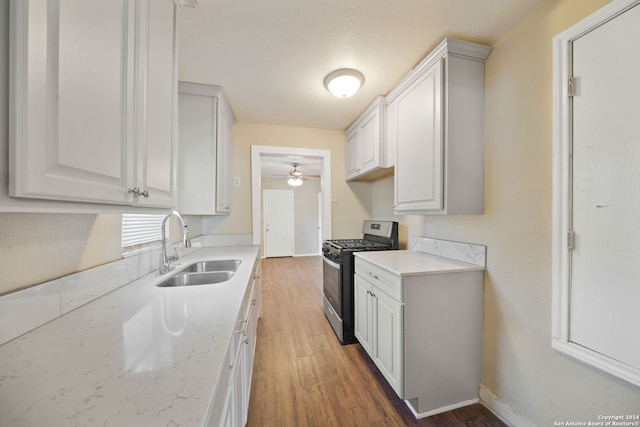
[355,249,486,277]
[0,245,260,427]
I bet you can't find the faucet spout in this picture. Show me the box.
[159,210,192,274]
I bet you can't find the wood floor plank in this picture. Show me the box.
[247,256,506,427]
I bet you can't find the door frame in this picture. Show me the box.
[551,0,640,387]
[251,145,332,248]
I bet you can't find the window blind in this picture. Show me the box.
[121,213,168,248]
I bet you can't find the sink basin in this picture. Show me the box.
[178,260,241,273]
[156,271,235,288]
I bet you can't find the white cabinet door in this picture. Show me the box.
[240,285,258,426]
[345,130,359,180]
[354,275,373,354]
[372,288,403,396]
[10,0,178,208]
[133,0,177,208]
[177,83,235,215]
[390,39,489,215]
[216,102,233,213]
[344,96,387,181]
[355,272,403,396]
[393,59,444,212]
[10,0,134,204]
[358,112,380,175]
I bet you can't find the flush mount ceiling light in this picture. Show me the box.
[324,68,364,98]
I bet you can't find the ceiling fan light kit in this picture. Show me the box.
[288,163,304,186]
[324,68,364,98]
[287,177,303,186]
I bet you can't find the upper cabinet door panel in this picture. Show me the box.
[134,0,177,207]
[10,0,134,204]
[359,113,380,174]
[344,96,388,181]
[394,59,443,212]
[345,131,359,179]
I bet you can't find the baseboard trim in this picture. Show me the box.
[479,385,534,427]
[404,398,479,419]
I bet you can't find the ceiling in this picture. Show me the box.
[178,0,546,132]
[260,156,322,180]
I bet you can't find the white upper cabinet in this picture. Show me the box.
[177,83,236,215]
[9,0,179,208]
[388,38,491,215]
[134,0,178,208]
[345,97,392,181]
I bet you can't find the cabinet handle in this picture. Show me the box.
[127,187,149,198]
[251,299,257,305]
[235,319,249,336]
[368,272,379,280]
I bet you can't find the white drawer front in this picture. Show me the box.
[355,258,402,301]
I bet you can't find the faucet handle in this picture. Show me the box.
[168,247,179,262]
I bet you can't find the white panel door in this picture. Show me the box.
[263,190,294,258]
[570,3,640,368]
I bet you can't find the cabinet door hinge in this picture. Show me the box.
[567,230,575,250]
[568,77,576,97]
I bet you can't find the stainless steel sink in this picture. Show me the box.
[156,271,235,288]
[178,260,241,273]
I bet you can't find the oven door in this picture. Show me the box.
[322,256,342,318]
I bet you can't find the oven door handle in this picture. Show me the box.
[323,256,340,270]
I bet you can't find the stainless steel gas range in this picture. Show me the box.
[322,220,399,344]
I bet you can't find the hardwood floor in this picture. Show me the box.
[246,256,506,427]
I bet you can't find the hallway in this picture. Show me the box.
[246,256,505,426]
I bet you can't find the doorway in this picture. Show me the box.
[251,146,332,256]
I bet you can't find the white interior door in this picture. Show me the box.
[263,190,294,258]
[570,3,640,368]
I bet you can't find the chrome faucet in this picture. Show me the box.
[159,210,192,274]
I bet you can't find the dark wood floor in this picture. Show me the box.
[246,256,506,427]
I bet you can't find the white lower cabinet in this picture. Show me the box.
[354,256,483,418]
[354,274,403,394]
[208,260,261,427]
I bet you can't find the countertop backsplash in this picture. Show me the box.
[0,236,205,346]
[410,236,487,268]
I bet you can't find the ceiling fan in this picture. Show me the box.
[273,163,319,187]
[287,163,305,186]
